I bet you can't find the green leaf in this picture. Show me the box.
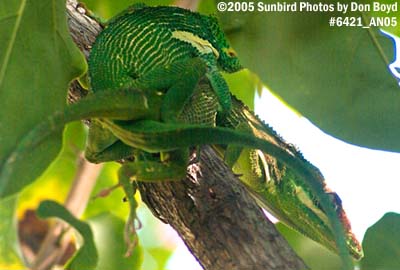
[88,213,143,270]
[0,196,24,269]
[0,0,86,198]
[37,200,98,270]
[18,122,86,213]
[83,162,130,221]
[135,205,176,270]
[361,212,400,270]
[369,0,400,35]
[222,0,400,152]
[147,247,174,270]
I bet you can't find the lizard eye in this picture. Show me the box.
[227,48,237,57]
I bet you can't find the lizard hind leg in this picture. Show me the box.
[117,150,189,256]
[159,58,209,123]
[117,165,140,257]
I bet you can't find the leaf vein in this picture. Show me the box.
[0,0,27,88]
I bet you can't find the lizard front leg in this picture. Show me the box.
[122,57,209,123]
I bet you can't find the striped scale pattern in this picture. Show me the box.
[88,5,241,93]
[178,79,219,125]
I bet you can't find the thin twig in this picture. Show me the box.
[31,155,103,270]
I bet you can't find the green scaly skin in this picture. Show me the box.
[9,85,358,264]
[216,94,363,259]
[3,5,361,266]
[88,5,241,114]
[161,79,362,259]
[86,5,359,265]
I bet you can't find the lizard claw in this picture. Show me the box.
[123,212,141,257]
[188,146,202,165]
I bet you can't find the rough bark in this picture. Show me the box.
[66,1,307,269]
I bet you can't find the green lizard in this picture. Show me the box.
[0,4,362,266]
[216,91,363,260]
[96,77,363,260]
[85,4,362,262]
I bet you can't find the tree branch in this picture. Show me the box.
[65,1,307,269]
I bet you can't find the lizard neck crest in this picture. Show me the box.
[172,30,220,58]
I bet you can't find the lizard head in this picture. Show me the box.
[219,47,242,73]
[206,15,243,73]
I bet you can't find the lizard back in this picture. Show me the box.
[88,6,240,93]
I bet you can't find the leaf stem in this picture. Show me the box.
[361,12,390,67]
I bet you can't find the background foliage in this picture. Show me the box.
[0,0,400,269]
